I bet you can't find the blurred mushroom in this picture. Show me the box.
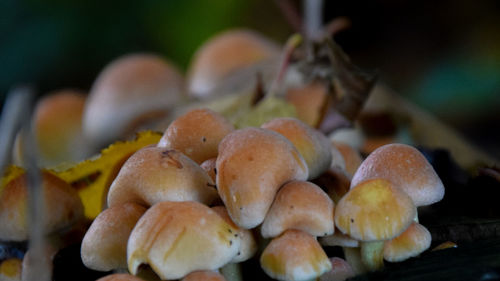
[107,147,217,208]
[127,201,241,280]
[0,171,83,242]
[332,141,362,178]
[261,180,334,238]
[83,53,184,150]
[335,179,416,271]
[328,127,364,151]
[216,128,308,229]
[81,203,146,271]
[96,273,145,281]
[0,258,22,281]
[182,271,227,281]
[383,221,432,262]
[260,229,331,281]
[187,29,280,99]
[319,257,355,281]
[261,117,332,179]
[158,108,234,164]
[284,81,331,128]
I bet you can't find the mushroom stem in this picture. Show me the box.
[360,241,384,271]
[342,247,367,275]
[220,262,243,281]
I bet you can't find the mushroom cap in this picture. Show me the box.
[158,108,234,164]
[211,206,257,263]
[96,274,145,281]
[335,178,416,242]
[187,29,279,99]
[261,180,334,238]
[351,143,444,206]
[319,230,359,248]
[332,141,363,178]
[0,171,84,241]
[216,127,308,229]
[200,158,217,183]
[260,229,331,281]
[319,257,355,281]
[383,222,432,262]
[285,82,329,128]
[127,201,241,280]
[81,202,147,271]
[30,89,88,167]
[83,53,184,148]
[182,271,227,281]
[107,147,217,208]
[261,117,332,179]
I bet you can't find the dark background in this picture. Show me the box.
[1,0,499,160]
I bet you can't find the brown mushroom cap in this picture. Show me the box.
[261,180,334,238]
[335,179,416,242]
[128,201,241,280]
[96,273,145,281]
[181,271,227,281]
[0,171,83,241]
[383,222,432,262]
[260,229,331,281]
[158,108,234,164]
[107,147,217,208]
[81,203,147,271]
[83,53,184,148]
[285,82,329,128]
[187,29,279,99]
[261,117,332,179]
[351,143,444,206]
[216,127,308,229]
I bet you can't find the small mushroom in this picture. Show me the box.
[127,201,241,280]
[107,147,217,208]
[261,117,332,179]
[319,257,355,281]
[216,128,308,229]
[335,179,416,271]
[383,221,431,262]
[81,203,147,271]
[260,229,331,281]
[96,273,145,281]
[0,171,83,241]
[158,108,234,164]
[261,180,334,238]
[182,271,227,281]
[284,82,330,128]
[332,141,363,178]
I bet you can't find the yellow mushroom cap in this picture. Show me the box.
[351,143,444,206]
[383,222,432,262]
[107,147,217,208]
[0,171,83,241]
[260,229,331,281]
[182,271,227,281]
[261,180,334,238]
[158,108,234,164]
[216,127,308,229]
[127,201,241,280]
[262,117,332,179]
[81,203,147,271]
[335,179,416,242]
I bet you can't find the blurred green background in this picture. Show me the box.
[1,0,499,159]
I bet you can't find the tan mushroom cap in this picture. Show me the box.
[83,53,184,148]
[0,171,83,241]
[81,203,147,271]
[216,128,308,229]
[187,29,279,99]
[200,158,217,183]
[383,222,432,262]
[107,147,217,208]
[158,108,234,164]
[182,271,227,281]
[285,82,330,128]
[319,257,355,281]
[335,179,416,242]
[262,117,332,179]
[261,180,334,238]
[351,143,444,207]
[332,141,363,178]
[96,273,145,281]
[211,206,257,263]
[260,229,331,281]
[128,201,241,280]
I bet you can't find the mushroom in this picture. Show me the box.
[187,29,280,99]
[261,180,334,238]
[182,271,227,281]
[284,81,330,128]
[83,53,184,149]
[328,127,365,152]
[350,143,444,208]
[81,202,147,271]
[200,158,217,183]
[127,201,241,280]
[158,108,234,164]
[96,273,145,281]
[107,147,217,208]
[0,171,84,242]
[260,229,331,281]
[216,127,308,229]
[383,221,432,262]
[319,257,355,281]
[335,178,416,271]
[331,141,363,179]
[261,117,332,179]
